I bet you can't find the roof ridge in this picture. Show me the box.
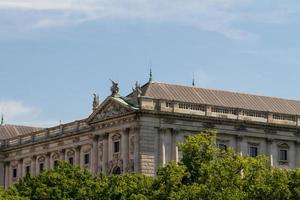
[149,81,300,102]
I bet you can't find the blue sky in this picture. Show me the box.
[1,0,300,127]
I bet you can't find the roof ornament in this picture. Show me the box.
[135,81,142,97]
[0,114,3,126]
[149,68,153,82]
[110,79,119,97]
[93,93,100,111]
[192,73,195,86]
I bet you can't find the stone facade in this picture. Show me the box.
[1,80,300,189]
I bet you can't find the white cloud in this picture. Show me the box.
[0,100,38,120]
[0,100,57,127]
[0,0,257,40]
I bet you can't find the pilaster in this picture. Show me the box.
[122,128,129,173]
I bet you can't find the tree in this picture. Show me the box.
[11,162,108,200]
[10,131,300,200]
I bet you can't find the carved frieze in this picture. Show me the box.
[95,103,130,121]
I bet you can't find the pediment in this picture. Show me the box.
[87,97,137,123]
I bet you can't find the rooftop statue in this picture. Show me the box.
[135,81,142,97]
[93,93,100,111]
[110,80,119,96]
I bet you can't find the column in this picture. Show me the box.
[159,128,166,166]
[76,146,81,168]
[267,138,274,167]
[46,153,51,170]
[295,141,300,167]
[102,133,109,174]
[0,154,5,187]
[92,135,99,174]
[59,149,66,161]
[236,135,244,156]
[4,162,9,190]
[31,156,37,176]
[134,127,140,172]
[18,159,23,178]
[122,128,129,173]
[172,129,179,163]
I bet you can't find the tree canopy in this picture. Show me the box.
[4,131,300,199]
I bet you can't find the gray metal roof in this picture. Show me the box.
[142,82,300,115]
[0,124,43,140]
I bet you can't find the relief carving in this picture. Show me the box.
[38,156,45,163]
[94,102,130,121]
[52,152,59,160]
[112,133,121,141]
[67,150,75,157]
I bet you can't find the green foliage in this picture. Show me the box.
[8,131,300,200]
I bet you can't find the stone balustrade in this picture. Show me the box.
[140,97,300,129]
[0,120,91,149]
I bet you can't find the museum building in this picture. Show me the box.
[1,77,300,189]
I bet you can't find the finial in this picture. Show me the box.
[149,68,153,82]
[1,114,3,125]
[192,73,195,86]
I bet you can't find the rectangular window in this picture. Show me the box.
[12,168,17,178]
[69,157,74,165]
[279,149,288,161]
[114,141,120,153]
[84,154,90,165]
[39,163,44,172]
[25,166,31,175]
[249,146,258,157]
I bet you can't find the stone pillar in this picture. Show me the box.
[103,133,109,174]
[0,154,5,187]
[172,129,179,163]
[159,128,166,166]
[295,141,300,167]
[31,156,37,176]
[4,162,9,190]
[133,127,140,172]
[18,159,23,178]
[122,128,129,173]
[267,138,274,167]
[46,153,51,170]
[92,136,99,174]
[98,140,104,173]
[76,146,81,168]
[59,149,66,161]
[236,135,244,156]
